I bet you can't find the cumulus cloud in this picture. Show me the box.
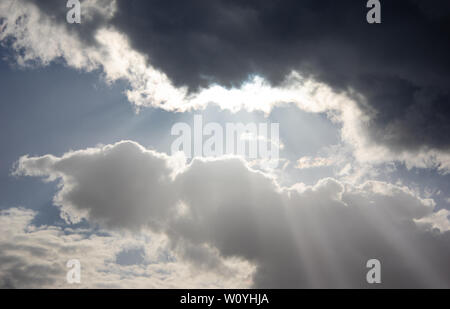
[13,141,450,288]
[0,207,252,288]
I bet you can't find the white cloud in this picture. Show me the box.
[13,140,450,288]
[416,209,450,233]
[0,207,253,288]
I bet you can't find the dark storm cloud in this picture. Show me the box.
[23,0,450,152]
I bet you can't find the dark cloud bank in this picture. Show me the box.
[29,0,450,153]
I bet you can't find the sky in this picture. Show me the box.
[0,0,450,288]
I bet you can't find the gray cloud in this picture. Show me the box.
[14,141,450,288]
